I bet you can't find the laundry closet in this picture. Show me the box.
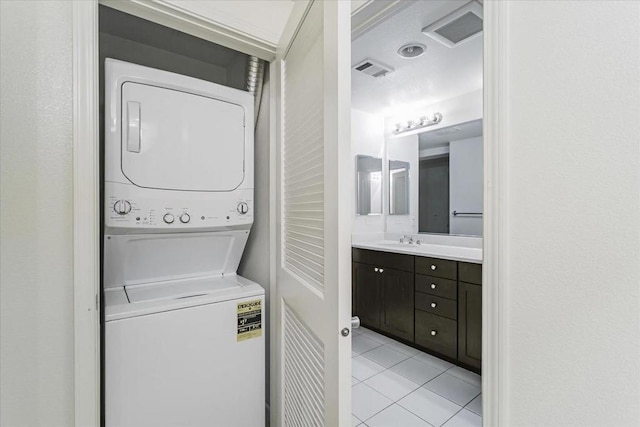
[99,6,271,426]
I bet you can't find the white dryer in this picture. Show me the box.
[103,59,264,427]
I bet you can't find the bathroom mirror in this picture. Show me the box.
[389,160,410,215]
[417,120,483,236]
[355,155,383,215]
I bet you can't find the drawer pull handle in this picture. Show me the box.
[374,268,379,272]
[431,330,437,336]
[430,302,437,308]
[430,283,436,289]
[379,269,384,273]
[431,264,437,270]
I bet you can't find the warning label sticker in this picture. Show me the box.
[237,299,262,342]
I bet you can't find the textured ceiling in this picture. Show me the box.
[352,0,483,116]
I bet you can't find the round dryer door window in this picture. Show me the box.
[120,82,246,192]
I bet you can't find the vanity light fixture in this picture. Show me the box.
[393,113,443,135]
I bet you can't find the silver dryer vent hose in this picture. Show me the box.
[246,56,265,128]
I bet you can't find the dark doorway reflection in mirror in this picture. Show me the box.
[419,155,450,233]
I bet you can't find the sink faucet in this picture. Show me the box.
[400,235,413,244]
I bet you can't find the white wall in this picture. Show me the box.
[351,108,385,235]
[449,136,482,235]
[499,1,639,426]
[0,1,75,425]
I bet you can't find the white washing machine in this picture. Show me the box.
[103,59,264,427]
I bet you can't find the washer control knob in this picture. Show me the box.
[237,202,249,215]
[163,213,175,224]
[179,213,190,224]
[113,200,131,215]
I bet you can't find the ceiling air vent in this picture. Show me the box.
[353,59,394,78]
[422,1,483,48]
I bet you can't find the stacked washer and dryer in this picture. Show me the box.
[103,59,265,427]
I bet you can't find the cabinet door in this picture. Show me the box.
[380,268,414,341]
[353,262,381,329]
[458,282,482,369]
[415,310,457,359]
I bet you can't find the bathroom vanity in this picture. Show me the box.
[352,243,482,372]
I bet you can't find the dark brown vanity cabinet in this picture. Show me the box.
[352,248,483,372]
[379,268,414,341]
[458,263,482,369]
[352,262,382,329]
[352,249,414,341]
[414,257,458,359]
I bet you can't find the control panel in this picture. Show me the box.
[105,183,253,232]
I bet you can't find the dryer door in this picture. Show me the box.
[120,82,246,192]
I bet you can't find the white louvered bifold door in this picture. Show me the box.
[272,1,352,426]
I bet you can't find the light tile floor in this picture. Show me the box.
[352,327,482,427]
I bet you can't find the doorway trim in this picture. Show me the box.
[99,0,277,61]
[72,1,100,425]
[483,1,509,425]
[72,2,284,425]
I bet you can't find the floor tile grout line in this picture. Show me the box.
[427,388,481,412]
[438,402,483,427]
[462,394,483,416]
[353,333,483,425]
[439,406,466,427]
[358,344,419,374]
[354,381,398,423]
[420,373,482,408]
[394,395,440,427]
[355,347,478,397]
[420,367,482,407]
[444,366,483,387]
[372,344,452,387]
[366,361,446,427]
[359,345,412,370]
[410,353,455,371]
[359,331,422,357]
[361,369,421,402]
[352,340,385,356]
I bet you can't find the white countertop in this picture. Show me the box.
[352,233,483,264]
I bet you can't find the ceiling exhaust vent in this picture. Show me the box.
[353,59,394,78]
[422,1,483,48]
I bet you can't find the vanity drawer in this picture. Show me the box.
[415,274,457,300]
[415,311,457,359]
[352,248,414,272]
[415,257,457,280]
[415,293,457,320]
[459,262,482,285]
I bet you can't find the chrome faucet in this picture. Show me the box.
[400,235,414,244]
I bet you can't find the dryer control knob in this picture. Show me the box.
[237,202,249,215]
[179,213,190,224]
[163,213,175,224]
[114,200,131,215]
